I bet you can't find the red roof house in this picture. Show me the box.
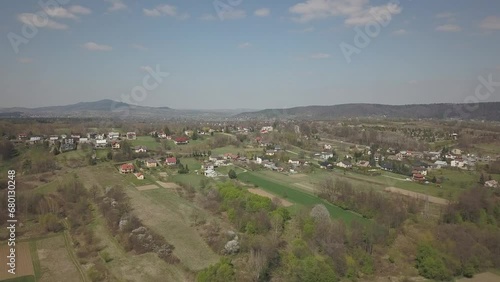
[165,157,177,165]
[120,163,134,174]
[174,137,189,145]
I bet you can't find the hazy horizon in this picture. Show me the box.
[2,0,500,109]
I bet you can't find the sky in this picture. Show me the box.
[1,0,500,109]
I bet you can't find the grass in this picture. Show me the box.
[238,172,369,225]
[170,173,206,188]
[123,172,155,186]
[1,276,36,282]
[125,184,220,271]
[130,136,162,150]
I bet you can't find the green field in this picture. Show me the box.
[130,136,162,150]
[238,172,368,224]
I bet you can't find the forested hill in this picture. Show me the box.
[235,102,500,121]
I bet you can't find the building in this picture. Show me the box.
[433,160,448,169]
[145,159,157,168]
[174,137,189,145]
[108,132,120,140]
[79,137,89,144]
[127,132,137,140]
[18,133,28,141]
[451,148,462,155]
[323,144,332,150]
[336,160,352,169]
[134,173,144,180]
[204,169,217,178]
[413,173,426,182]
[165,157,177,166]
[134,146,147,153]
[260,126,273,133]
[484,180,499,188]
[95,139,107,148]
[120,163,134,174]
[112,141,120,149]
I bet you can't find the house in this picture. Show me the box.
[320,152,334,161]
[336,160,352,169]
[265,150,275,156]
[134,173,144,180]
[174,137,189,145]
[108,132,120,140]
[323,144,332,150]
[18,133,28,141]
[288,159,300,165]
[120,163,134,174]
[63,138,74,144]
[95,139,107,148]
[255,157,263,164]
[412,167,428,176]
[48,136,59,144]
[224,153,238,160]
[202,163,215,170]
[127,132,137,140]
[433,160,448,169]
[484,180,499,188]
[204,169,217,178]
[451,159,465,168]
[357,161,370,168]
[60,143,76,152]
[79,137,89,144]
[145,159,157,168]
[260,126,273,133]
[95,133,105,140]
[29,136,42,144]
[71,134,81,141]
[381,162,394,171]
[111,141,120,149]
[451,148,462,155]
[134,146,147,153]
[158,132,167,138]
[413,173,425,182]
[165,157,177,166]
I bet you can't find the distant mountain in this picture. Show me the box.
[0,100,235,120]
[235,102,500,121]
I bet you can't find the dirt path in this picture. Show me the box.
[248,188,293,207]
[385,187,449,205]
[457,272,500,282]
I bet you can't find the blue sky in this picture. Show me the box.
[1,0,500,109]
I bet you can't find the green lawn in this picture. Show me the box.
[170,174,206,188]
[177,157,202,171]
[130,136,162,150]
[238,172,369,225]
[211,145,262,156]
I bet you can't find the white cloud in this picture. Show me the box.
[480,16,500,30]
[289,0,401,26]
[435,12,455,19]
[131,44,148,51]
[42,5,92,20]
[255,8,271,17]
[18,13,68,30]
[392,29,407,36]
[310,53,331,59]
[83,42,112,51]
[69,5,92,15]
[436,24,461,32]
[105,0,127,12]
[238,42,251,48]
[219,9,246,20]
[143,4,189,19]
[17,57,33,64]
[200,13,217,21]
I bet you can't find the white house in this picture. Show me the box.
[79,137,89,143]
[255,157,263,164]
[451,159,465,168]
[433,160,448,169]
[323,144,332,150]
[134,146,147,153]
[108,132,120,140]
[336,161,352,169]
[95,139,107,148]
[320,153,334,160]
[204,169,217,178]
[288,159,300,165]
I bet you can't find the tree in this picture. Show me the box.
[197,258,235,282]
[479,173,485,185]
[192,130,199,140]
[228,169,237,179]
[164,126,171,136]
